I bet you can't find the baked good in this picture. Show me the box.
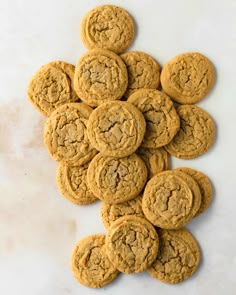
[28,61,78,116]
[142,170,201,229]
[160,52,215,104]
[87,153,147,204]
[128,89,180,148]
[137,147,168,179]
[176,167,213,215]
[87,101,146,157]
[165,105,215,159]
[44,103,97,166]
[71,235,119,288]
[148,228,200,284]
[56,162,97,205]
[81,5,135,53]
[74,49,128,107]
[105,216,159,273]
[120,51,161,97]
[100,195,144,229]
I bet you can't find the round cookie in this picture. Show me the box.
[87,101,146,157]
[105,216,159,274]
[28,61,78,116]
[142,170,201,229]
[137,147,168,179]
[160,52,215,104]
[128,89,180,148]
[44,103,97,166]
[56,162,97,205]
[101,195,144,229]
[71,235,119,288]
[165,105,215,159]
[176,167,213,216]
[121,51,161,97]
[81,5,135,54]
[74,49,128,107]
[87,153,147,204]
[148,228,200,284]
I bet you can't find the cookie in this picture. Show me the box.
[44,103,97,166]
[176,167,213,215]
[28,61,78,116]
[80,5,135,54]
[74,49,128,107]
[71,235,119,288]
[105,216,159,274]
[137,147,168,179]
[160,52,215,104]
[165,105,215,159]
[56,162,97,205]
[87,101,146,157]
[87,153,147,204]
[101,195,144,229]
[142,170,201,229]
[120,51,161,97]
[128,89,180,148]
[148,228,200,284]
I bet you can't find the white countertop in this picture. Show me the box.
[1,0,236,294]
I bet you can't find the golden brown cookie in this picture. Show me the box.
[101,195,144,229]
[80,5,135,54]
[137,147,168,179]
[148,228,200,284]
[71,235,119,288]
[74,49,128,107]
[142,170,201,229]
[128,89,180,148]
[176,167,213,216]
[44,103,97,166]
[28,61,78,116]
[56,162,97,205]
[87,153,147,204]
[165,105,215,159]
[161,52,215,104]
[105,216,159,274]
[120,51,161,97]
[87,101,146,157]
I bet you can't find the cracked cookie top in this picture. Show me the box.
[161,52,215,104]
[165,105,215,159]
[80,5,135,53]
[142,170,201,229]
[176,167,213,216]
[44,103,97,166]
[121,51,161,97]
[148,228,200,284]
[87,153,147,204]
[74,49,128,107]
[137,147,168,179]
[128,89,180,148]
[46,61,78,102]
[87,101,146,157]
[56,162,97,205]
[101,195,144,229]
[105,216,159,274]
[28,61,78,116]
[71,235,119,288]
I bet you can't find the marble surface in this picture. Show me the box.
[1,0,236,294]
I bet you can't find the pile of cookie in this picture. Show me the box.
[27,5,215,288]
